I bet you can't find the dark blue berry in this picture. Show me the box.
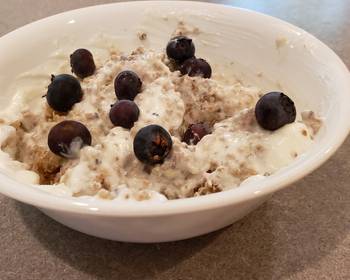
[109,100,139,129]
[70,48,96,79]
[46,74,83,112]
[166,36,195,63]
[180,58,212,78]
[182,123,210,145]
[255,92,296,131]
[114,70,142,101]
[133,125,172,165]
[48,120,92,158]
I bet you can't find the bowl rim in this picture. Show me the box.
[0,0,349,217]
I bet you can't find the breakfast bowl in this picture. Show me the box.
[0,1,349,242]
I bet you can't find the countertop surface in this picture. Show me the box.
[0,1,349,279]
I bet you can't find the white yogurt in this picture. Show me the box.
[0,33,320,201]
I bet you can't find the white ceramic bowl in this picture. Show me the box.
[0,1,349,243]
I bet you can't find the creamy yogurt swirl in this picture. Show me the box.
[0,36,319,201]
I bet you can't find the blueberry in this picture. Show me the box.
[166,36,195,63]
[48,120,92,158]
[109,100,140,129]
[182,123,210,145]
[70,48,96,79]
[133,125,172,164]
[46,74,83,112]
[255,92,296,131]
[114,70,142,101]
[180,57,212,78]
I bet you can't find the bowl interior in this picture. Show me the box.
[0,1,349,215]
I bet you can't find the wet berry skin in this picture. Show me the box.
[109,100,140,129]
[255,92,296,131]
[182,123,210,145]
[133,125,173,165]
[166,36,195,63]
[180,58,212,78]
[48,120,92,158]
[114,71,142,101]
[70,48,96,79]
[46,74,83,112]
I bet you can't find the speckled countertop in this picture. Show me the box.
[0,1,349,279]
